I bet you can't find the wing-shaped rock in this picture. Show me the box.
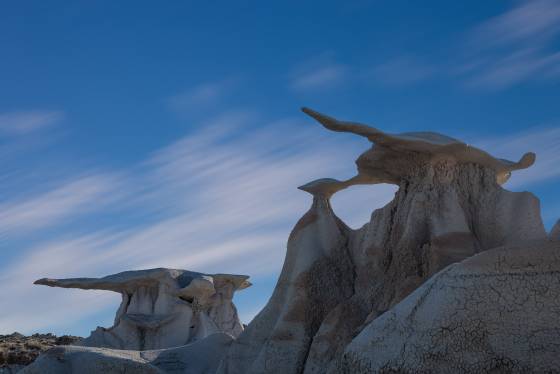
[302,107,535,185]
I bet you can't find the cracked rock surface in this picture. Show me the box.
[336,240,560,374]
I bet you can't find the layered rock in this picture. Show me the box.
[218,179,354,374]
[337,240,560,373]
[35,268,250,350]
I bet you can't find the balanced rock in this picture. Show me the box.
[35,268,250,350]
[337,240,560,373]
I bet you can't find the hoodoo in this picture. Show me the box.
[218,178,354,373]
[35,268,251,350]
[218,108,548,373]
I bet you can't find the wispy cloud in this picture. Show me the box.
[0,111,395,334]
[471,0,560,48]
[166,79,237,114]
[0,174,121,238]
[369,1,560,90]
[290,62,347,91]
[465,48,560,89]
[368,56,435,86]
[460,0,560,89]
[0,110,63,136]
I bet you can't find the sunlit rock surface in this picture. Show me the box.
[35,268,250,350]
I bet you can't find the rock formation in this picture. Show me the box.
[337,240,560,373]
[217,179,354,373]
[25,107,558,374]
[218,108,547,373]
[35,268,250,350]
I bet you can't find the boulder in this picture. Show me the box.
[20,332,233,374]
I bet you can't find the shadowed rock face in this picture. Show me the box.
[34,269,250,350]
[550,220,560,240]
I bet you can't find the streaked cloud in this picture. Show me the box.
[0,103,557,334]
[0,111,395,334]
[368,56,435,86]
[0,110,63,136]
[465,48,560,89]
[471,0,560,48]
[166,79,237,114]
[290,62,348,91]
[0,174,121,238]
[365,1,560,90]
[460,0,560,89]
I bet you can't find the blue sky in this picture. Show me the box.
[0,0,559,336]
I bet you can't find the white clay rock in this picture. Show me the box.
[35,268,250,350]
